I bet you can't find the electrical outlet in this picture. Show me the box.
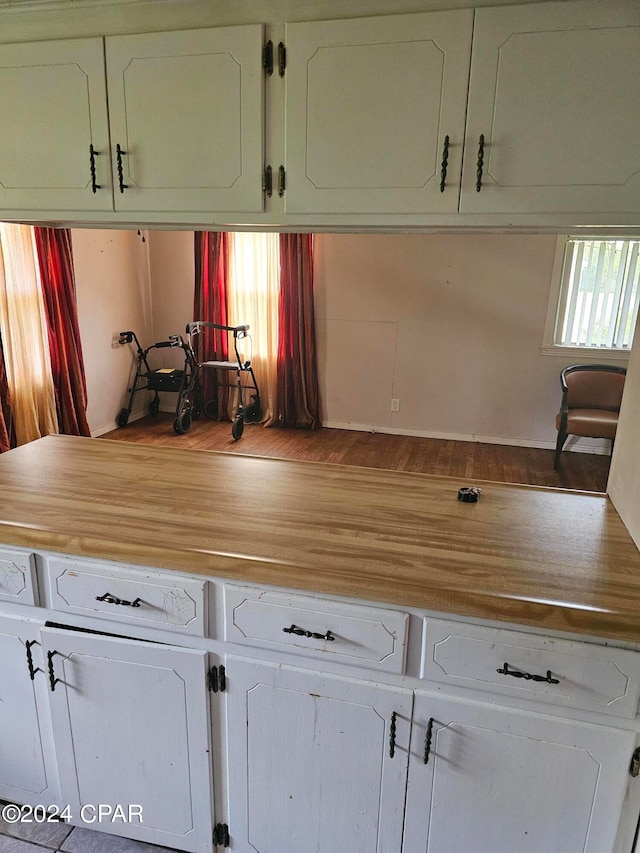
[391,399,400,412]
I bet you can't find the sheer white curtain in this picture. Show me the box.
[0,223,57,444]
[227,232,279,423]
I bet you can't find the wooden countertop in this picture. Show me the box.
[1,435,640,643]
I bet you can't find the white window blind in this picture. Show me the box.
[555,239,640,350]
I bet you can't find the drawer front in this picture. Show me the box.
[46,557,206,636]
[224,585,408,673]
[422,618,640,718]
[0,548,37,605]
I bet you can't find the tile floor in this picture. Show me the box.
[0,814,184,853]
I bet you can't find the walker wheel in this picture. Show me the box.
[116,409,129,428]
[204,400,218,419]
[244,400,263,423]
[149,398,160,416]
[231,417,244,441]
[173,411,192,435]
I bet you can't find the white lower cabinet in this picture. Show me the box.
[40,625,214,853]
[0,614,60,807]
[224,656,413,853]
[403,693,637,853]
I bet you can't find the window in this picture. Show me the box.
[544,237,639,356]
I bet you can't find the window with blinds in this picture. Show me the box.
[554,239,640,350]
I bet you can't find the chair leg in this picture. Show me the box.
[554,429,568,470]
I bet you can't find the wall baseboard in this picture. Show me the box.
[322,421,611,456]
[93,413,610,457]
[91,409,146,437]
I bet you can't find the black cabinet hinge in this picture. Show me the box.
[213,822,230,846]
[277,41,286,76]
[208,664,226,693]
[262,40,273,76]
[630,747,640,777]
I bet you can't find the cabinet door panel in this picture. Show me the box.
[0,614,60,806]
[461,1,640,214]
[41,627,212,853]
[226,656,413,853]
[404,693,636,853]
[106,26,264,213]
[0,38,112,212]
[285,11,472,214]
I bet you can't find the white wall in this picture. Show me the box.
[72,228,152,435]
[314,233,628,449]
[147,230,194,367]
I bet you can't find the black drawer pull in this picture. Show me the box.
[96,591,142,608]
[282,624,335,641]
[497,662,559,685]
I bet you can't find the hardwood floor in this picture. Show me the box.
[100,414,610,493]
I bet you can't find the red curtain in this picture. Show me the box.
[0,333,13,452]
[33,228,91,437]
[273,234,320,429]
[193,232,231,419]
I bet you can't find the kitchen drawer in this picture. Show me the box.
[0,547,38,605]
[224,584,409,673]
[422,618,640,719]
[45,556,206,636]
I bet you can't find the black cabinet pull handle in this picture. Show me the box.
[389,711,397,758]
[423,717,434,764]
[89,145,101,193]
[439,135,450,192]
[476,134,485,192]
[116,144,128,193]
[25,640,41,681]
[497,662,560,685]
[278,165,285,197]
[282,624,334,641]
[96,591,142,608]
[263,165,273,197]
[277,41,286,77]
[47,650,61,692]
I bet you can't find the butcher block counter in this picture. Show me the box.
[1,433,640,643]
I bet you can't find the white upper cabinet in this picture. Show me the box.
[0,1,638,223]
[0,26,264,215]
[460,0,640,214]
[0,38,111,212]
[106,26,264,213]
[284,10,473,214]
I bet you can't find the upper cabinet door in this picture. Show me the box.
[0,37,111,212]
[105,26,264,213]
[461,1,640,214]
[284,11,473,215]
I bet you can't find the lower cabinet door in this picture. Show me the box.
[40,626,213,853]
[404,693,637,853]
[225,656,413,853]
[0,614,60,806]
